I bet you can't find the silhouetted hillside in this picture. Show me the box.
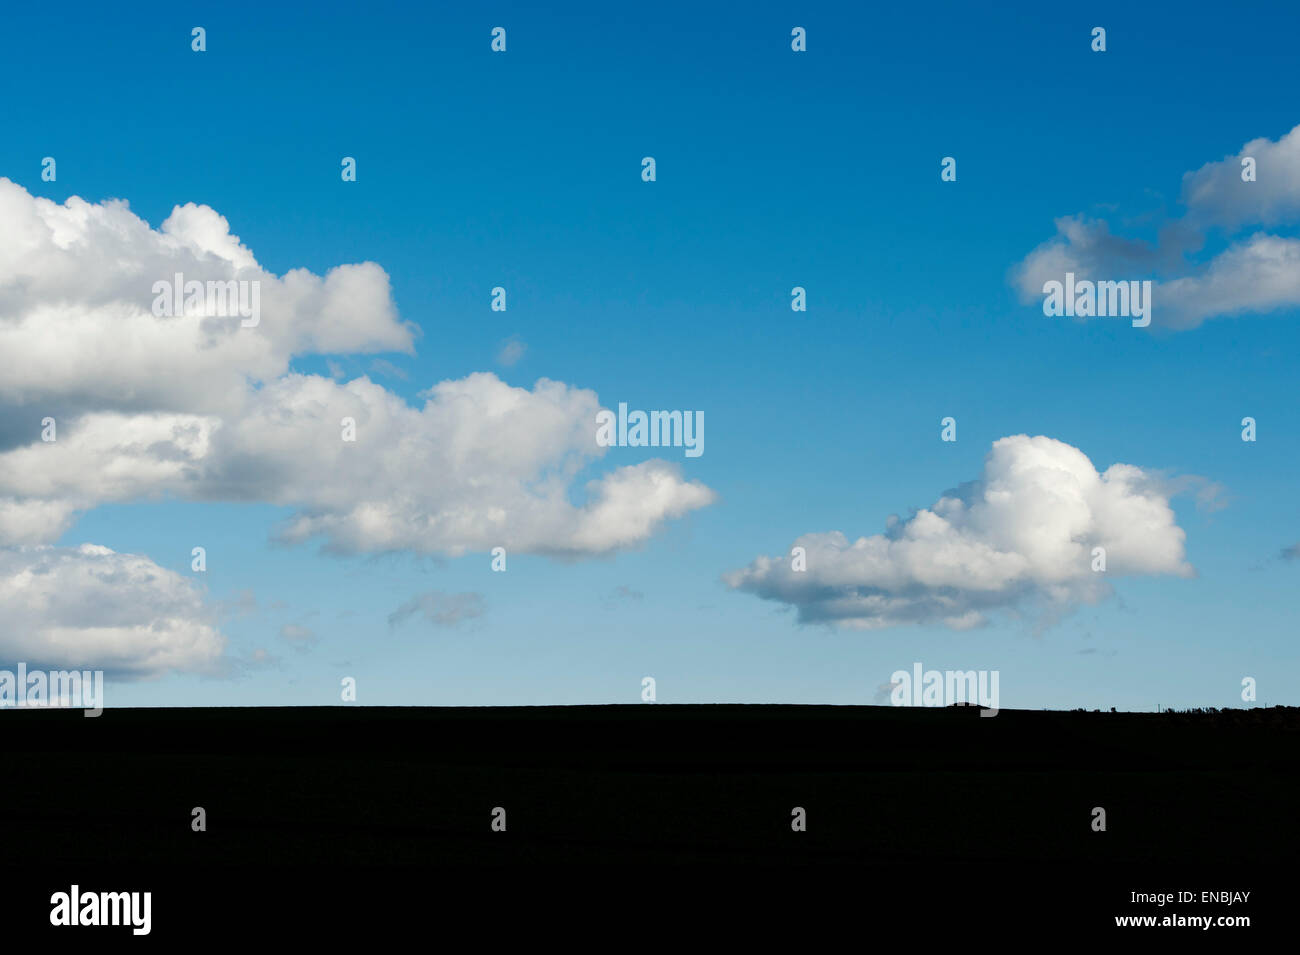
[1,704,1291,938]
[2,703,1295,865]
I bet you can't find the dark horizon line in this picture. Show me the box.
[1,701,1290,714]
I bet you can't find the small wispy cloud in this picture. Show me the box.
[388,591,486,630]
[369,357,408,380]
[218,589,258,619]
[496,337,527,367]
[279,623,318,651]
[602,584,645,610]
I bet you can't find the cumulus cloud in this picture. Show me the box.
[0,180,713,557]
[1156,234,1300,327]
[725,435,1195,631]
[0,178,413,426]
[0,372,714,556]
[0,544,225,676]
[1181,124,1300,228]
[0,179,715,673]
[1011,124,1300,329]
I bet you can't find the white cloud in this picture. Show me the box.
[0,371,716,556]
[0,178,413,422]
[0,179,714,556]
[1011,124,1300,329]
[1181,124,1300,228]
[1156,233,1300,328]
[0,179,716,672]
[725,435,1194,631]
[0,544,225,676]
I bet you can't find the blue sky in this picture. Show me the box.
[0,0,1296,710]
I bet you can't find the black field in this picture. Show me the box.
[2,703,1293,938]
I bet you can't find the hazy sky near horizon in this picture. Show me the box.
[0,0,1297,710]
